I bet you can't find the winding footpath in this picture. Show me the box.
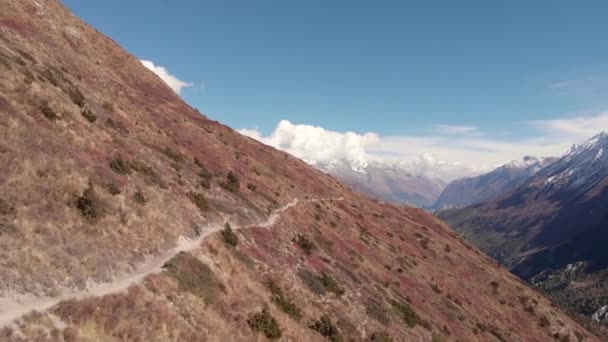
[0,197,341,328]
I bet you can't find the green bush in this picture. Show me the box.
[298,269,326,296]
[221,171,240,192]
[163,146,183,162]
[366,298,391,326]
[221,223,238,246]
[109,156,131,175]
[133,191,146,204]
[319,272,345,296]
[247,308,282,340]
[390,299,419,328]
[197,164,213,189]
[68,87,85,107]
[76,187,102,222]
[368,332,393,342]
[188,191,209,212]
[104,182,121,195]
[81,107,97,123]
[267,279,302,321]
[39,101,58,120]
[0,198,15,218]
[539,315,550,328]
[309,315,342,342]
[162,252,223,304]
[294,234,316,255]
[102,101,114,112]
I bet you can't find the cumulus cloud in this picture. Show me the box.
[240,112,607,182]
[140,60,193,94]
[240,120,379,165]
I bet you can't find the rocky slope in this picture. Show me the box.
[0,1,599,341]
[319,160,445,208]
[440,133,608,331]
[434,156,555,210]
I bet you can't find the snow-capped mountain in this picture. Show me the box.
[440,132,608,323]
[535,132,608,195]
[317,159,446,208]
[434,156,556,210]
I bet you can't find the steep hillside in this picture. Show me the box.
[440,133,608,329]
[0,1,599,341]
[320,160,445,208]
[434,156,555,210]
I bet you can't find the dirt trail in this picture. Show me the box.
[0,197,341,328]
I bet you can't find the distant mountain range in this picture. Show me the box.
[434,156,556,210]
[317,160,445,208]
[439,132,608,323]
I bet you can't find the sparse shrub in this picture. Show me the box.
[247,308,282,340]
[444,244,451,253]
[0,198,16,218]
[420,237,430,249]
[40,66,61,86]
[432,334,445,342]
[489,280,499,288]
[419,319,432,331]
[76,186,102,222]
[188,191,209,212]
[309,315,342,342]
[319,272,345,296]
[81,107,96,123]
[390,299,419,328]
[294,234,316,255]
[23,69,34,84]
[314,214,321,221]
[267,279,302,321]
[39,101,58,120]
[163,146,183,162]
[102,101,114,112]
[234,249,255,268]
[488,325,507,342]
[104,182,121,195]
[430,283,442,294]
[105,118,129,135]
[298,269,326,295]
[247,182,257,191]
[368,331,393,342]
[366,298,391,326]
[109,156,131,175]
[539,315,550,328]
[197,165,213,189]
[221,223,238,246]
[525,304,536,315]
[162,252,223,303]
[221,171,240,192]
[133,191,146,204]
[68,87,85,107]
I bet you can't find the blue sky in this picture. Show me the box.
[63,1,608,177]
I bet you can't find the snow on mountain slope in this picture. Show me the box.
[440,132,608,332]
[434,156,556,210]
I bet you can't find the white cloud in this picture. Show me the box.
[433,124,479,135]
[526,112,608,141]
[140,60,193,94]
[240,113,607,182]
[240,120,379,165]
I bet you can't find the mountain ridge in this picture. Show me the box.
[440,132,608,332]
[434,156,556,210]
